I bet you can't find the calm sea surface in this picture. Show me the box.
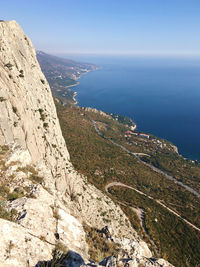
[67,56,200,161]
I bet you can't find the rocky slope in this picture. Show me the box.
[0,21,173,266]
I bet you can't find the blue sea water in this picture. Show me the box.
[67,55,200,161]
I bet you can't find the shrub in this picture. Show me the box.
[7,192,20,201]
[29,174,43,184]
[0,206,17,222]
[43,122,48,128]
[38,109,46,121]
[83,224,120,261]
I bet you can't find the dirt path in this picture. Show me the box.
[105,182,200,233]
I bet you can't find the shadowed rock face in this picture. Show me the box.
[0,21,173,267]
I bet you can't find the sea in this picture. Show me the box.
[63,55,200,161]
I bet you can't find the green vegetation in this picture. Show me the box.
[0,146,42,205]
[38,108,46,121]
[0,206,17,222]
[111,113,135,127]
[7,191,23,201]
[109,186,200,266]
[140,153,200,191]
[83,224,120,261]
[53,77,77,87]
[0,145,44,222]
[43,122,49,128]
[56,102,200,266]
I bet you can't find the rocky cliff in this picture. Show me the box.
[0,21,173,266]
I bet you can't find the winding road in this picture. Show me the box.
[92,120,200,198]
[91,120,200,233]
[105,182,200,233]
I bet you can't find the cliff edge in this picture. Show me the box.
[0,21,173,267]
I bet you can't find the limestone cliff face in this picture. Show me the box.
[0,20,70,193]
[0,21,173,267]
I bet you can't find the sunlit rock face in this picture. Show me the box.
[0,20,72,192]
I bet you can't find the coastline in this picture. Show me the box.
[66,81,79,89]
[72,92,78,105]
[68,67,100,105]
[65,66,199,164]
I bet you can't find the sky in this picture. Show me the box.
[1,0,200,56]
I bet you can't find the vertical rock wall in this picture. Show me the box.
[0,20,70,192]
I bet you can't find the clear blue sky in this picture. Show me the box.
[2,0,200,56]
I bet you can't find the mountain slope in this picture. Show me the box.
[0,21,172,266]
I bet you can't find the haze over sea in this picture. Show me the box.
[65,55,200,161]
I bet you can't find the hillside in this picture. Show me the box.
[0,21,173,267]
[56,103,200,266]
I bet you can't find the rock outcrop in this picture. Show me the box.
[0,21,173,266]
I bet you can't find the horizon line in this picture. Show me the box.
[39,50,200,58]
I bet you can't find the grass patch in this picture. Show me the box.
[83,224,120,262]
[0,206,17,222]
[7,192,21,201]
